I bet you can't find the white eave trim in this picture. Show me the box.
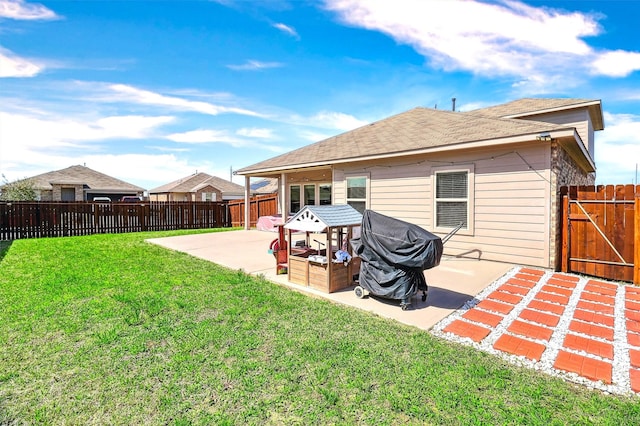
[501,100,602,119]
[563,129,596,173]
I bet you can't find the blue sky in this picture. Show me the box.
[1,0,640,190]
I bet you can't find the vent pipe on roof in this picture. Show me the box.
[452,97,456,112]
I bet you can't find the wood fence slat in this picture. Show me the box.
[635,194,640,285]
[604,185,616,280]
[226,194,278,227]
[614,185,626,281]
[594,185,605,279]
[584,188,597,277]
[561,194,569,273]
[561,184,638,284]
[0,200,240,240]
[624,185,636,282]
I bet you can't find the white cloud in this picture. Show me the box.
[273,22,299,38]
[166,129,245,145]
[0,0,58,20]
[306,111,369,131]
[78,153,214,190]
[298,130,334,142]
[236,128,274,138]
[323,0,640,81]
[165,128,285,153]
[0,111,179,188]
[108,84,263,117]
[0,46,41,77]
[592,50,640,78]
[226,60,284,71]
[594,112,640,184]
[0,111,174,166]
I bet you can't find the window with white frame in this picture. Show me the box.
[434,166,473,231]
[346,176,367,214]
[290,183,332,213]
[201,192,216,201]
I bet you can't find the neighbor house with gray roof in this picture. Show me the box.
[235,98,604,269]
[14,165,144,201]
[149,172,244,202]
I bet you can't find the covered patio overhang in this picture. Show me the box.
[235,165,333,230]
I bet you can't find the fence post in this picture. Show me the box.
[561,194,569,273]
[635,194,639,285]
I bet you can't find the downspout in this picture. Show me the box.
[244,175,250,230]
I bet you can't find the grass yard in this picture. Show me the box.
[1,230,639,425]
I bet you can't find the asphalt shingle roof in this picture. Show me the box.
[26,165,144,191]
[149,172,244,195]
[469,98,602,125]
[236,106,573,174]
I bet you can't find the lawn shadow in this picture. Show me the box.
[0,240,12,263]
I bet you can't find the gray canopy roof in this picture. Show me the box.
[284,204,363,232]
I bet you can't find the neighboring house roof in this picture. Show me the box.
[149,172,244,195]
[26,165,144,192]
[469,98,604,130]
[251,178,279,193]
[284,204,363,232]
[236,104,579,175]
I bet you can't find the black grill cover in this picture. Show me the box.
[350,210,443,302]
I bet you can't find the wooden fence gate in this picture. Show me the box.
[561,185,640,284]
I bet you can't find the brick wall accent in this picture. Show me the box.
[194,185,223,202]
[51,184,85,201]
[549,142,595,269]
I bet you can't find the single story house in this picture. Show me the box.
[149,172,244,202]
[235,98,604,269]
[13,165,144,201]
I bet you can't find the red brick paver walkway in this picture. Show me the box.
[434,267,638,395]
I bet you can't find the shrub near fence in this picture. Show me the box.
[0,201,230,240]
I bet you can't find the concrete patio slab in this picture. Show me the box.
[147,229,514,330]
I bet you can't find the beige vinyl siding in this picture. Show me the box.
[335,160,431,228]
[334,143,553,267]
[521,109,592,155]
[452,145,550,267]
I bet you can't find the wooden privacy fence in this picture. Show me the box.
[561,185,639,284]
[0,201,230,240]
[227,194,278,227]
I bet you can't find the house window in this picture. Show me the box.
[290,183,332,213]
[434,166,473,231]
[346,176,367,214]
[303,184,315,206]
[290,185,301,213]
[61,187,75,201]
[202,192,216,202]
[319,184,332,205]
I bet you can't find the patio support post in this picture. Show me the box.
[244,175,250,230]
[280,172,286,224]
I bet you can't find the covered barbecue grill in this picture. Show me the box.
[350,210,445,310]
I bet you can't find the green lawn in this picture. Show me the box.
[0,230,638,425]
